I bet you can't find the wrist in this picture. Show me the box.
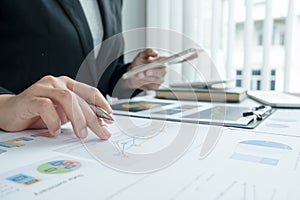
[0,94,16,131]
[0,94,15,106]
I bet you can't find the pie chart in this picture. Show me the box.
[37,160,81,174]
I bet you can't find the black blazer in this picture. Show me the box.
[0,0,129,96]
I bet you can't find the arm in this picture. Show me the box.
[0,76,112,139]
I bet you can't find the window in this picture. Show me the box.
[279,32,285,45]
[255,21,264,46]
[236,69,276,90]
[273,19,286,46]
[236,70,242,87]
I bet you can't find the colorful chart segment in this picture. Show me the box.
[0,137,34,155]
[112,101,171,112]
[0,130,71,155]
[37,160,81,174]
[6,174,40,186]
[112,136,145,157]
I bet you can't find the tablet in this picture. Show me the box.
[122,48,203,79]
[247,90,300,108]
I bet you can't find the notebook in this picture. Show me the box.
[155,87,246,102]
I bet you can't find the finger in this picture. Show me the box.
[61,76,111,112]
[138,48,158,59]
[67,79,112,114]
[98,118,106,126]
[28,97,62,136]
[144,67,167,77]
[97,118,112,137]
[102,117,114,124]
[39,76,112,114]
[141,83,161,90]
[55,104,69,125]
[133,78,164,90]
[136,71,146,79]
[32,86,88,138]
[68,95,88,139]
[129,74,164,89]
[138,76,165,85]
[79,100,111,140]
[146,56,160,63]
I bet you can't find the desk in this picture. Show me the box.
[1,97,300,199]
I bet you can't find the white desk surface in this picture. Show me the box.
[1,97,300,200]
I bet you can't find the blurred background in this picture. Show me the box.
[122,0,300,93]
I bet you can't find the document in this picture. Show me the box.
[0,121,153,199]
[1,115,300,199]
[55,115,203,173]
[0,155,147,200]
[0,115,207,199]
[110,129,300,200]
[249,109,300,137]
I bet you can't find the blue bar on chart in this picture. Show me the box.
[230,140,293,166]
[0,142,16,148]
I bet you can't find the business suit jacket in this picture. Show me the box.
[0,0,129,97]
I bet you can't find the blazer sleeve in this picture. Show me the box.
[0,86,14,95]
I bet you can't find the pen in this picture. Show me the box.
[88,103,114,121]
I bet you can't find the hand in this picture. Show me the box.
[125,48,166,90]
[0,76,112,139]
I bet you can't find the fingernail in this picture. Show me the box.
[79,128,88,139]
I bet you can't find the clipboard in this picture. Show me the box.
[181,105,274,129]
[122,48,203,79]
[110,98,274,129]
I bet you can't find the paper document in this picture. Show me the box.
[111,129,300,199]
[249,109,300,137]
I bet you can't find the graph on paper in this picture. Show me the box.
[170,171,283,200]
[230,140,293,166]
[55,122,178,159]
[0,129,76,156]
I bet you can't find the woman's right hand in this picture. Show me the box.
[0,75,112,139]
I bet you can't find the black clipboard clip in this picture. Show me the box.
[242,105,272,121]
